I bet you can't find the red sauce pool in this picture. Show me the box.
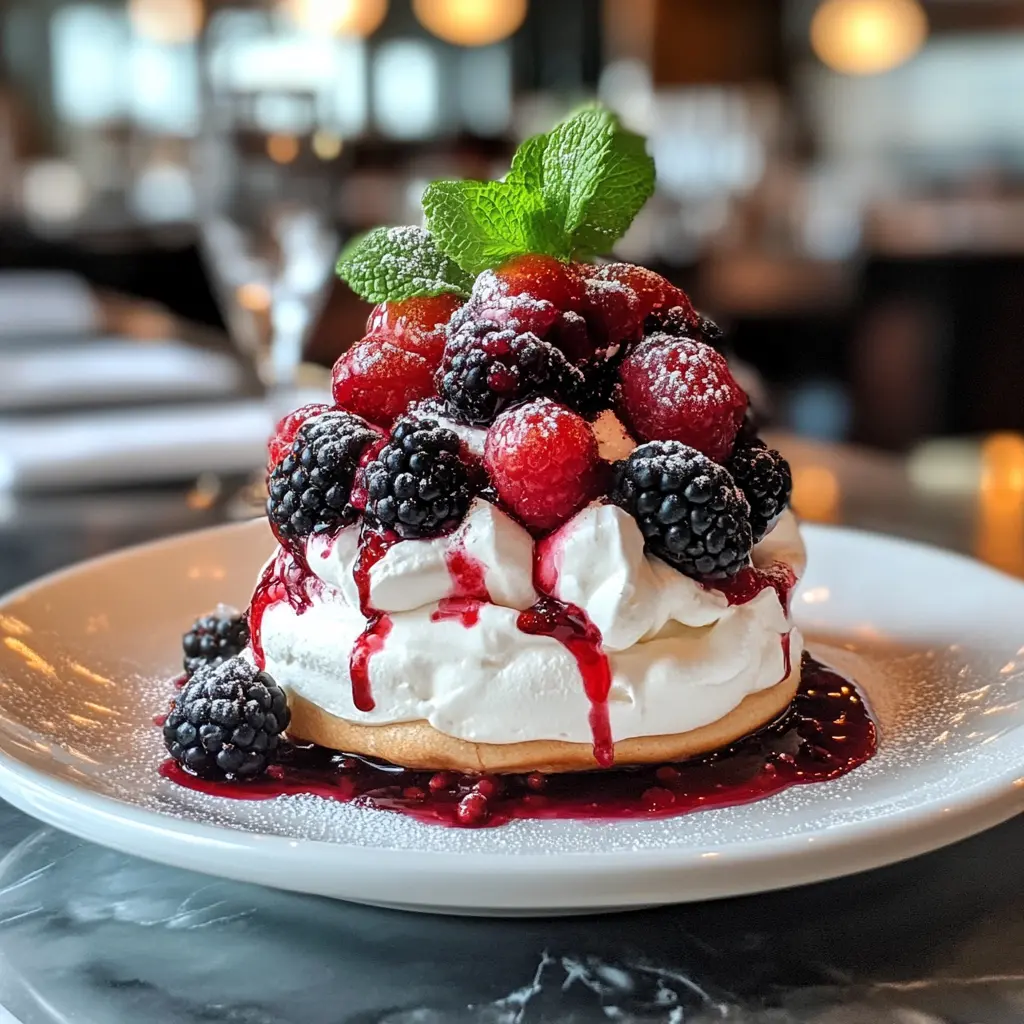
[161,653,876,829]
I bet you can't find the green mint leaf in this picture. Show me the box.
[518,107,655,258]
[506,130,547,193]
[423,179,571,275]
[334,225,473,303]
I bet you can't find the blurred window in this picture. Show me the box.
[51,5,130,124]
[373,39,441,139]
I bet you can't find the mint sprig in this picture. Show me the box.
[421,180,571,275]
[335,226,474,303]
[335,107,656,304]
[428,107,655,270]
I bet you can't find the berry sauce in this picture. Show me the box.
[444,540,489,599]
[712,561,797,613]
[248,548,319,670]
[516,598,614,768]
[161,654,875,829]
[348,526,399,713]
[431,598,482,628]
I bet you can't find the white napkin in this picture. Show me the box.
[0,340,246,411]
[0,271,99,338]
[0,400,276,491]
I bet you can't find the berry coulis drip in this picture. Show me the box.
[432,539,490,628]
[348,525,399,712]
[162,654,876,829]
[711,561,797,613]
[248,548,318,670]
[517,597,614,768]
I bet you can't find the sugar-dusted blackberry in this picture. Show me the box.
[726,438,792,543]
[267,410,380,545]
[610,440,753,579]
[364,416,472,538]
[163,657,290,779]
[182,607,249,677]
[643,305,723,349]
[437,319,585,426]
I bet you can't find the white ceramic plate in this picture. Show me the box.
[0,521,1021,916]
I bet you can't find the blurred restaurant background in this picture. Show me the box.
[1,0,1024,577]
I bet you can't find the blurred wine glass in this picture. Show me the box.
[193,17,346,421]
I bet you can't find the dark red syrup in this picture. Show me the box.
[348,526,399,712]
[432,597,482,628]
[444,540,489,600]
[248,548,319,670]
[517,597,614,767]
[712,561,797,613]
[161,654,876,829]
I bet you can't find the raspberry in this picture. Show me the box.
[267,411,381,544]
[610,440,753,579]
[163,657,290,780]
[452,270,562,339]
[617,334,747,462]
[364,416,473,538]
[438,319,584,426]
[725,438,792,543]
[493,254,584,313]
[267,403,331,469]
[182,608,250,677]
[595,263,694,323]
[332,338,437,428]
[484,398,605,531]
[579,275,643,352]
[365,294,462,370]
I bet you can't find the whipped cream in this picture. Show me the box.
[258,495,805,747]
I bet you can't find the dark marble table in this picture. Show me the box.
[0,446,1022,1024]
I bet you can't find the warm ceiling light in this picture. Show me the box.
[266,134,300,164]
[811,0,927,75]
[412,0,527,47]
[284,0,389,37]
[128,0,204,44]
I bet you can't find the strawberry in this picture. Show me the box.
[484,398,605,532]
[331,338,436,428]
[617,335,747,462]
[493,254,585,313]
[594,263,694,323]
[365,294,462,370]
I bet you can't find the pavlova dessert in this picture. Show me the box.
[162,109,832,825]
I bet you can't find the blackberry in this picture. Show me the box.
[267,411,379,545]
[364,417,472,538]
[726,439,792,543]
[438,319,584,426]
[163,657,290,779]
[610,440,753,579]
[182,608,249,677]
[643,306,724,350]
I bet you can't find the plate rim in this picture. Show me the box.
[0,520,1023,908]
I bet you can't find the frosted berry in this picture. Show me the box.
[611,440,753,579]
[725,439,792,543]
[163,658,291,780]
[332,338,436,428]
[452,269,562,339]
[617,334,747,462]
[579,275,643,352]
[365,294,462,370]
[493,254,584,313]
[182,609,250,677]
[484,398,605,531]
[267,411,381,544]
[363,416,472,538]
[267,403,331,470]
[595,263,694,323]
[438,319,583,426]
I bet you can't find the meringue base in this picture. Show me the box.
[285,665,801,774]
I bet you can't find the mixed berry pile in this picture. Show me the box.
[265,254,791,579]
[163,108,795,789]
